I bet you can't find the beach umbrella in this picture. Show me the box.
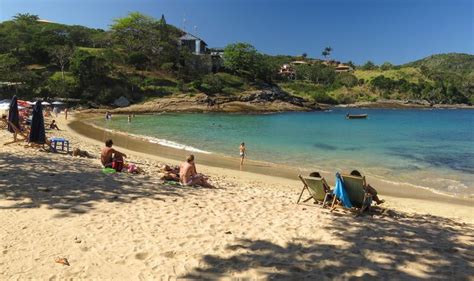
[0,103,10,110]
[29,101,46,144]
[7,96,20,133]
[52,101,64,105]
[41,101,51,106]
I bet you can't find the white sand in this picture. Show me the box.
[0,114,473,280]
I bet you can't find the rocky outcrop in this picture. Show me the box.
[113,96,130,107]
[110,87,326,114]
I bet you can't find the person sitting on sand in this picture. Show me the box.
[309,171,332,193]
[101,139,127,169]
[350,170,385,205]
[179,155,213,187]
[49,120,60,130]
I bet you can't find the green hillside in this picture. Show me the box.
[405,53,474,74]
[0,12,472,107]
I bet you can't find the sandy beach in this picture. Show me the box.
[1,113,473,280]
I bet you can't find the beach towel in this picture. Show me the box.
[102,167,116,174]
[333,172,353,208]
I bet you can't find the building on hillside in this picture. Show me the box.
[179,32,208,55]
[334,64,353,73]
[209,47,225,58]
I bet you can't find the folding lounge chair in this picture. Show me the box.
[297,175,332,207]
[339,174,373,214]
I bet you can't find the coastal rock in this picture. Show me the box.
[106,87,326,114]
[113,96,130,107]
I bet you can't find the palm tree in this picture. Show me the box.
[322,46,333,60]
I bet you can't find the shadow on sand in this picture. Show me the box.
[0,152,198,217]
[184,209,473,280]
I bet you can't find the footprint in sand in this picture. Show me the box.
[135,252,149,260]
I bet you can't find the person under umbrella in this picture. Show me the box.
[29,101,46,144]
[7,95,21,141]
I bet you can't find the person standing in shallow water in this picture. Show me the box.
[128,114,131,123]
[239,142,246,169]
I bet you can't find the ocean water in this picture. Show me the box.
[91,109,474,197]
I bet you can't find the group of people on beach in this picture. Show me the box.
[100,138,212,187]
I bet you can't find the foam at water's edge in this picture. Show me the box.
[87,122,212,154]
[138,135,211,154]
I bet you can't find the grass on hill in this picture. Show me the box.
[77,47,105,54]
[354,67,429,84]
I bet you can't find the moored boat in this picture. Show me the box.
[345,114,368,119]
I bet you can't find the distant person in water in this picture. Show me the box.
[128,114,131,123]
[101,139,127,169]
[239,142,246,168]
[350,170,385,205]
[49,120,60,130]
[179,154,213,187]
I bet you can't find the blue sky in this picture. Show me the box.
[0,0,472,64]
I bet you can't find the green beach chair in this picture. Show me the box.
[297,175,332,207]
[340,174,373,213]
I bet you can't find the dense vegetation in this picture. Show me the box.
[281,54,474,105]
[0,13,472,106]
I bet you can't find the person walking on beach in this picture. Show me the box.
[64,108,68,120]
[239,142,246,168]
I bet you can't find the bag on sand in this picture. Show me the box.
[112,160,124,172]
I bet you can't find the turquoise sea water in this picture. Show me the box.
[92,109,474,197]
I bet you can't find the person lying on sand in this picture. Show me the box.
[158,164,180,181]
[49,120,60,130]
[72,148,91,158]
[179,154,213,188]
[101,139,127,169]
[350,170,385,205]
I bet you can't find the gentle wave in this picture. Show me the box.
[87,122,212,154]
[140,135,212,154]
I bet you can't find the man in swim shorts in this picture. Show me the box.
[179,154,213,187]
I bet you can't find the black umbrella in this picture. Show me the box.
[29,101,46,144]
[7,95,20,133]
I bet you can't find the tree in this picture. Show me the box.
[335,72,358,87]
[345,61,356,70]
[380,62,393,71]
[13,13,39,23]
[70,50,111,87]
[361,60,377,70]
[301,53,308,59]
[322,46,332,60]
[223,43,260,79]
[110,12,180,68]
[50,45,74,79]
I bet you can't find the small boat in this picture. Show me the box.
[346,114,368,119]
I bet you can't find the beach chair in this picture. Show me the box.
[297,175,332,207]
[339,174,373,213]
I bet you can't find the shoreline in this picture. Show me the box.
[70,114,473,209]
